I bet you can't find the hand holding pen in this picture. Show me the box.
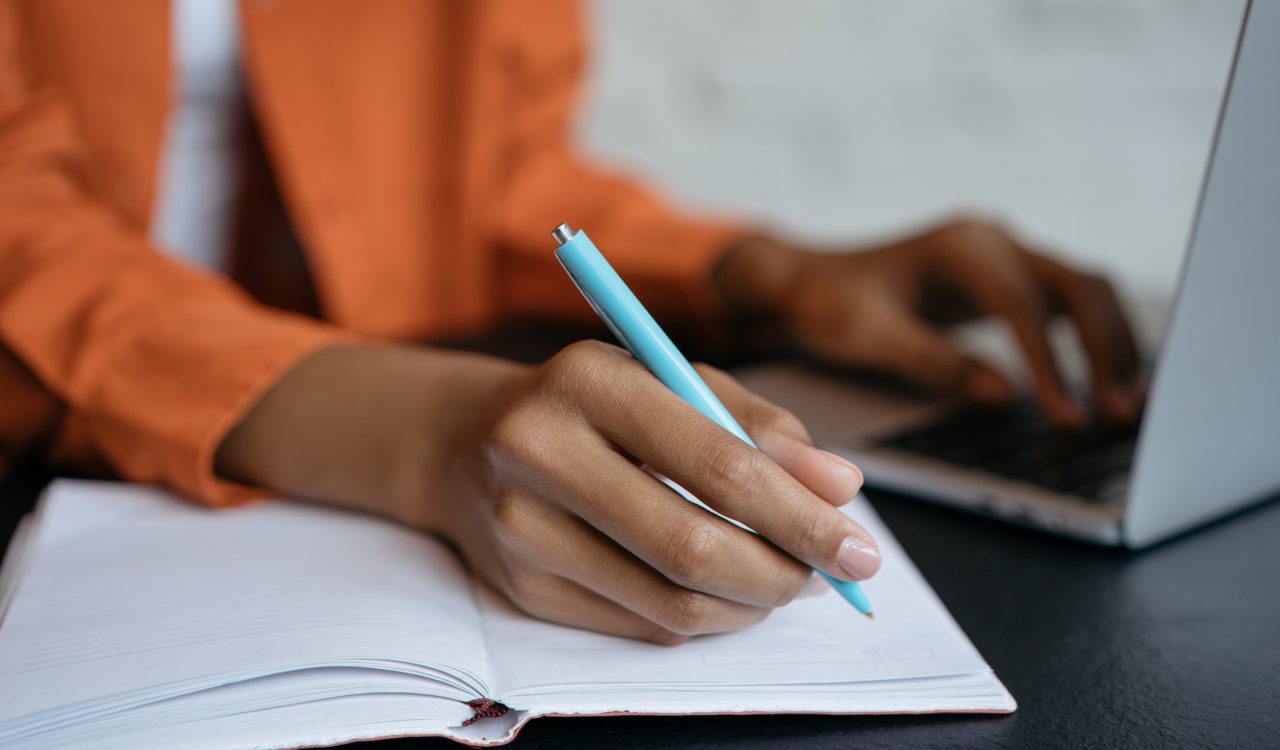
[450,334,881,642]
[552,224,878,619]
[220,229,881,643]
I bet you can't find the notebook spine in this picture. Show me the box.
[463,698,510,727]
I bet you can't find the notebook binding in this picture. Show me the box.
[463,698,511,726]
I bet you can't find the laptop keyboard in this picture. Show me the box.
[875,401,1139,502]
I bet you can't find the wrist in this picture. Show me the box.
[215,343,528,534]
[387,349,530,534]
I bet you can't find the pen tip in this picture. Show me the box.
[863,610,875,621]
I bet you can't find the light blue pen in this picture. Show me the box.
[551,223,874,620]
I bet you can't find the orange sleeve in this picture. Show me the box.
[0,2,347,505]
[485,0,747,327]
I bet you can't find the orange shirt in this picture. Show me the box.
[0,0,740,504]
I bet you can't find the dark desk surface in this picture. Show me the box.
[4,470,1277,749]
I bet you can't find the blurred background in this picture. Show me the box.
[576,0,1246,349]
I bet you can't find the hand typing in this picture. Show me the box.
[714,216,1144,426]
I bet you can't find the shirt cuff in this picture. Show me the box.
[49,308,357,509]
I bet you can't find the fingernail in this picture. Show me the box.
[813,448,864,486]
[966,369,1013,404]
[837,537,881,580]
[795,574,827,599]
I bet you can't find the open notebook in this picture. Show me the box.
[0,480,1013,748]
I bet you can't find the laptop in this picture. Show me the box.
[737,0,1279,549]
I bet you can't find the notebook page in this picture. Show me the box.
[0,514,35,623]
[11,668,474,750]
[483,496,996,700]
[0,480,491,727]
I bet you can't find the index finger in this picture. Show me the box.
[594,377,882,583]
[1023,252,1143,421]
[933,226,1081,424]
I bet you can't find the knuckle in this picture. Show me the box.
[503,568,537,610]
[488,410,528,451]
[545,340,615,391]
[692,362,728,383]
[1077,271,1116,301]
[663,520,724,589]
[657,588,713,634]
[945,213,1005,240]
[703,435,761,493]
[790,504,831,559]
[934,215,1015,260]
[540,340,638,411]
[750,607,774,628]
[769,565,814,608]
[504,571,566,627]
[644,625,690,647]
[489,493,528,547]
[986,273,1048,320]
[487,409,549,474]
[754,402,809,443]
[510,594,552,624]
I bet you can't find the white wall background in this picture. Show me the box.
[576,0,1246,299]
